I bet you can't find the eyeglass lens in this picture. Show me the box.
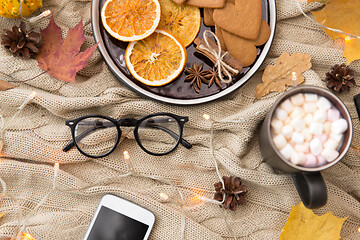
[74,117,118,156]
[137,115,181,155]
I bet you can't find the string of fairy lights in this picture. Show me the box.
[1,0,360,239]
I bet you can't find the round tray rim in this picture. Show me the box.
[91,0,277,105]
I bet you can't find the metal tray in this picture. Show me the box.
[91,0,276,105]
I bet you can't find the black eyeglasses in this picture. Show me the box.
[63,113,192,158]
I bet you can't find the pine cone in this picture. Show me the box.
[1,22,41,59]
[214,176,248,211]
[325,63,355,93]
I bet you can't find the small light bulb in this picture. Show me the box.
[203,114,210,120]
[159,192,169,200]
[54,162,59,171]
[357,227,360,232]
[291,72,297,87]
[28,10,52,23]
[30,91,37,99]
[21,232,36,240]
[123,151,130,160]
[345,36,352,42]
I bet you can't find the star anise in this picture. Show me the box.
[204,67,222,88]
[214,176,248,211]
[185,62,208,93]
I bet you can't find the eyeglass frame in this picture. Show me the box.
[63,112,192,158]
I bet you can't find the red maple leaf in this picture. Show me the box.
[36,16,98,83]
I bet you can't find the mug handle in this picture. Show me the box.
[292,172,327,209]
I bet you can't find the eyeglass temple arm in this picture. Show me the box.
[62,125,106,152]
[148,124,192,149]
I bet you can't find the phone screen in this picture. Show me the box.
[86,206,149,240]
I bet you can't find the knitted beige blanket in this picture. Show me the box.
[0,0,359,239]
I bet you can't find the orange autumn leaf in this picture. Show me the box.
[36,16,98,83]
[279,202,347,240]
[309,0,360,64]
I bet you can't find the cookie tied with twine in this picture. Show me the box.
[194,30,242,84]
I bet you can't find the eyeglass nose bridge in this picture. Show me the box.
[117,118,137,126]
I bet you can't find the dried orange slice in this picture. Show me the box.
[101,0,161,42]
[158,0,201,47]
[125,30,187,86]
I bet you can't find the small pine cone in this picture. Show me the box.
[214,176,248,211]
[1,22,41,60]
[325,63,355,93]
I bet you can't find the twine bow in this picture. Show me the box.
[198,30,239,84]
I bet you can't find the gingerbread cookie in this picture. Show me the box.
[172,0,187,4]
[204,8,215,26]
[186,0,225,8]
[253,20,270,46]
[220,20,270,67]
[215,25,227,51]
[213,0,262,40]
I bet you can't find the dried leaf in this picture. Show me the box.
[279,202,347,240]
[254,52,312,99]
[0,80,17,91]
[309,0,360,64]
[36,16,98,83]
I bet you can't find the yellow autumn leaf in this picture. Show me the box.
[343,38,360,65]
[309,0,360,64]
[279,202,347,240]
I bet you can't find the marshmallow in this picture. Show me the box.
[280,99,295,113]
[317,155,327,166]
[291,152,307,165]
[290,107,305,119]
[321,148,339,162]
[295,142,310,153]
[291,117,306,132]
[275,108,288,121]
[304,93,318,102]
[301,128,313,142]
[271,119,283,134]
[290,93,305,106]
[324,138,339,150]
[304,102,317,113]
[310,138,323,156]
[309,122,324,135]
[327,108,340,122]
[282,125,293,139]
[324,122,331,134]
[318,134,328,144]
[280,144,294,160]
[291,132,305,144]
[304,114,313,126]
[272,93,347,168]
[273,134,287,150]
[313,109,327,123]
[317,97,331,110]
[304,154,317,167]
[330,133,343,144]
[331,119,348,134]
